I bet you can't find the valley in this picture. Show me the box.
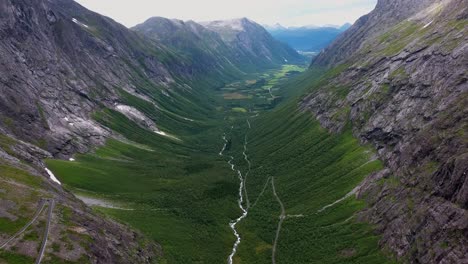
[44,66,308,263]
[45,64,393,264]
[0,0,466,263]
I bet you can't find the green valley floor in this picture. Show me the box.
[45,65,396,263]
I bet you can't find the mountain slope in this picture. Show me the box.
[0,0,199,159]
[132,17,245,77]
[303,0,468,261]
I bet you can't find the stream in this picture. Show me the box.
[220,121,251,264]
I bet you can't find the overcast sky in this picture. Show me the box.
[74,0,377,28]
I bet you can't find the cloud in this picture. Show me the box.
[74,0,377,27]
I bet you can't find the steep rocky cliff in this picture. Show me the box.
[304,0,467,262]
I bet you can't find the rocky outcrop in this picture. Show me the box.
[304,0,468,262]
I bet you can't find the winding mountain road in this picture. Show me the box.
[0,199,46,250]
[268,87,275,99]
[271,177,286,264]
[0,198,55,264]
[35,199,55,264]
[250,177,271,209]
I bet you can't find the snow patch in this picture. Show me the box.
[155,130,167,136]
[161,90,170,97]
[205,19,245,31]
[72,18,89,28]
[45,168,61,185]
[69,158,75,162]
[317,186,360,213]
[115,104,158,131]
[155,130,181,141]
[183,117,195,122]
[76,195,133,210]
[423,20,433,29]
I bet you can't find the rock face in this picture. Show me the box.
[0,0,194,159]
[304,0,468,262]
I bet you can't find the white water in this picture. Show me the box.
[220,121,251,264]
[219,134,228,156]
[227,167,248,264]
[242,134,251,208]
[45,168,61,185]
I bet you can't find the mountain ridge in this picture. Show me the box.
[134,17,306,74]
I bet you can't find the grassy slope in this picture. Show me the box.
[46,102,236,263]
[44,64,395,263]
[229,103,394,263]
[220,66,396,263]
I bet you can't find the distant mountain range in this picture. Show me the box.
[265,23,352,52]
[133,17,307,73]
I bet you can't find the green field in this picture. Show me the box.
[46,64,395,263]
